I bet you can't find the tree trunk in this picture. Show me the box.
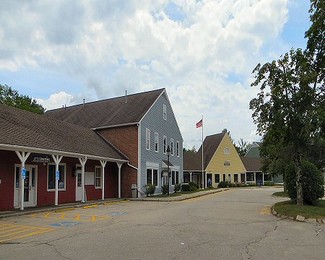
[295,154,303,206]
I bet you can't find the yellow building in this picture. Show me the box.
[202,131,246,187]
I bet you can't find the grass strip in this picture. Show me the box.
[273,200,325,219]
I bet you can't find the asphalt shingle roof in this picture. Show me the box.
[45,88,165,129]
[241,157,262,172]
[198,132,226,169]
[183,150,202,171]
[0,104,128,161]
[184,132,226,171]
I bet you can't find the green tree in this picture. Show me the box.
[250,1,324,206]
[0,84,45,114]
[234,138,252,157]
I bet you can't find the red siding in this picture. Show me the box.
[0,150,121,211]
[0,151,17,211]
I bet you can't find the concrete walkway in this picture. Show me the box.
[0,188,228,219]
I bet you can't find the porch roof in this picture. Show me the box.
[241,157,262,172]
[0,104,128,162]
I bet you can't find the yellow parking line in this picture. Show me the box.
[0,223,54,244]
[260,206,271,215]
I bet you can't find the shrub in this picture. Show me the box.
[218,181,228,188]
[181,183,191,191]
[143,184,156,197]
[161,184,169,195]
[174,184,181,193]
[285,160,324,205]
[189,182,199,191]
[264,181,274,186]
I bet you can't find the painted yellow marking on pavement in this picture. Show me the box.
[28,212,110,222]
[260,206,271,215]
[0,223,54,244]
[83,204,98,209]
[54,208,75,213]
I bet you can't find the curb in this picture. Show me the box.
[0,199,127,219]
[271,206,325,225]
[130,188,229,202]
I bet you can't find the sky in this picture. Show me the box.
[0,0,311,149]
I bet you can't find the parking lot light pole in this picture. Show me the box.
[167,145,171,195]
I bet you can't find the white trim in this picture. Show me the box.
[170,139,174,156]
[163,135,167,154]
[146,162,159,168]
[47,163,67,192]
[137,123,141,196]
[154,132,159,153]
[14,164,38,209]
[163,103,167,121]
[94,166,103,189]
[146,128,150,150]
[0,144,127,163]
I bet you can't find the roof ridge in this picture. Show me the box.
[47,88,165,111]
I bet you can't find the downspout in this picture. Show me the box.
[137,122,141,197]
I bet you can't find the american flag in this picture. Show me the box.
[196,119,203,128]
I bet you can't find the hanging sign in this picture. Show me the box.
[56,170,60,180]
[22,168,26,179]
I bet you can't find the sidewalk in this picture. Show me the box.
[0,188,228,219]
[130,188,229,202]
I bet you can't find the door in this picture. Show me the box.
[76,170,83,201]
[14,165,37,208]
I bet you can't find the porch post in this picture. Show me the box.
[190,172,192,182]
[262,172,265,185]
[15,151,31,211]
[254,172,256,185]
[116,162,123,199]
[78,157,87,203]
[52,155,63,206]
[100,160,107,200]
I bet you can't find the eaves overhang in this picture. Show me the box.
[0,144,128,163]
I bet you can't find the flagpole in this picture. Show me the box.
[201,115,204,189]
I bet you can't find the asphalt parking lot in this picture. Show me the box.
[1,187,324,260]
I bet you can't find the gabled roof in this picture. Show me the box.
[45,88,165,129]
[245,142,261,157]
[0,104,128,162]
[198,132,226,168]
[241,157,262,172]
[183,150,202,172]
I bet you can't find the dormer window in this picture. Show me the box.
[163,104,167,121]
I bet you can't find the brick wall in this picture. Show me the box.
[99,125,138,166]
[99,125,139,198]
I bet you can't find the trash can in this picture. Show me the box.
[131,184,137,198]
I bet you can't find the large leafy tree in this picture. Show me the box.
[250,0,324,206]
[0,84,45,114]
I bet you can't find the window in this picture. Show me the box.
[146,128,150,150]
[48,164,66,190]
[95,167,102,188]
[171,171,179,185]
[176,141,179,157]
[224,147,230,154]
[147,169,158,186]
[163,104,167,120]
[224,160,230,166]
[15,166,20,188]
[215,174,220,183]
[154,132,159,152]
[163,136,167,154]
[170,139,174,156]
[234,174,238,183]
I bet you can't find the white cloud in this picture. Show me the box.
[0,0,295,148]
[37,91,74,111]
